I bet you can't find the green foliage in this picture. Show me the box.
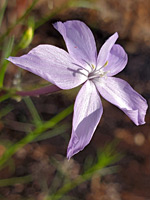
[0,36,14,87]
[44,142,120,200]
[0,0,8,27]
[24,96,42,127]
[0,105,14,119]
[34,123,70,142]
[0,1,123,200]
[0,0,39,43]
[16,17,34,50]
[0,175,32,187]
[0,104,73,170]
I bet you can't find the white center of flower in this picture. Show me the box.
[88,61,109,80]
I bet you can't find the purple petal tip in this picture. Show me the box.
[113,32,119,40]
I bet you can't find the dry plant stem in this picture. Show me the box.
[16,85,61,96]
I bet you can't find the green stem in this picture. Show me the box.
[0,175,32,187]
[0,0,39,43]
[0,61,10,88]
[0,104,73,170]
[0,36,14,88]
[24,97,42,127]
[0,92,13,102]
[45,166,117,200]
[0,0,9,27]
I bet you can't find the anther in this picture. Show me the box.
[91,64,95,70]
[103,61,108,67]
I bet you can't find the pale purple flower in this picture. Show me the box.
[8,20,148,159]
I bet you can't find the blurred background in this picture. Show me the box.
[0,0,150,199]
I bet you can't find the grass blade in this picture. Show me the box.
[0,175,32,187]
[34,123,70,142]
[0,105,14,119]
[0,0,8,27]
[0,0,39,43]
[0,104,73,170]
[0,36,14,88]
[24,96,42,127]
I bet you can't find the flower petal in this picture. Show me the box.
[53,20,97,70]
[8,45,88,90]
[103,44,128,76]
[97,32,118,69]
[94,77,148,125]
[67,80,103,159]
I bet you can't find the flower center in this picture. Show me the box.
[88,61,109,80]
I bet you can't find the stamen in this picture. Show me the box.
[103,61,108,67]
[100,71,107,78]
[88,60,109,80]
[91,64,95,69]
[94,61,109,74]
